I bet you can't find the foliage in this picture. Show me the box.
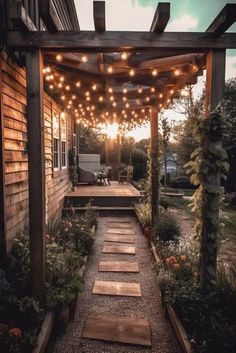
[135,201,152,227]
[0,270,44,353]
[169,176,194,189]
[45,243,83,310]
[158,239,236,353]
[222,78,236,148]
[153,211,181,242]
[184,105,229,289]
[79,126,105,158]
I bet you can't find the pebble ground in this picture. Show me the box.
[52,216,182,353]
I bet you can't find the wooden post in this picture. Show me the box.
[200,49,226,289]
[150,108,159,225]
[0,57,7,261]
[26,49,46,303]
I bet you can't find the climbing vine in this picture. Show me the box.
[184,105,229,290]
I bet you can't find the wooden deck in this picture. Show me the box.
[66,181,140,198]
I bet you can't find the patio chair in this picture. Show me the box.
[77,154,102,184]
[118,165,133,184]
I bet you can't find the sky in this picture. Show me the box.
[74,0,236,140]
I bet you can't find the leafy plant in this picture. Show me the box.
[135,201,152,227]
[153,211,181,242]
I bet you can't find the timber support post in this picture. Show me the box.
[26,49,46,304]
[150,108,159,225]
[0,57,7,261]
[200,49,226,289]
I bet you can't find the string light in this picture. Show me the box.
[159,93,163,98]
[150,87,155,92]
[56,54,63,62]
[72,95,76,100]
[138,87,143,94]
[81,55,88,63]
[76,81,81,87]
[121,52,128,60]
[58,82,63,88]
[99,96,104,102]
[123,96,127,101]
[123,88,127,94]
[174,69,181,76]
[59,76,65,82]
[107,66,113,73]
[129,69,135,77]
[65,85,70,91]
[92,84,97,91]
[152,69,158,76]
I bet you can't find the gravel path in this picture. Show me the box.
[52,216,181,353]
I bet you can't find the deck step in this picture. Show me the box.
[82,315,151,346]
[104,235,135,243]
[65,195,141,208]
[107,228,134,235]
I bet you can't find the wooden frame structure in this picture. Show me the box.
[1,1,236,300]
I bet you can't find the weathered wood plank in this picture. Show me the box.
[99,261,139,272]
[102,244,136,254]
[38,0,62,32]
[150,2,170,33]
[93,1,105,32]
[206,4,236,36]
[104,235,135,243]
[82,315,151,346]
[107,228,134,235]
[92,280,141,297]
[9,1,37,32]
[26,49,46,303]
[7,31,236,50]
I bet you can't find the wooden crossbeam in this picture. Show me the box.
[140,53,205,69]
[206,4,236,36]
[150,2,170,33]
[38,0,62,32]
[93,1,105,32]
[7,31,236,50]
[9,1,37,32]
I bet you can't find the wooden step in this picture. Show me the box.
[104,235,135,243]
[102,244,136,254]
[82,315,151,346]
[107,217,132,223]
[98,261,139,272]
[107,228,134,235]
[107,223,132,228]
[93,280,141,297]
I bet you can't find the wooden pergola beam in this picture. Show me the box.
[9,1,37,32]
[140,53,205,69]
[150,2,170,33]
[150,108,159,224]
[93,1,106,32]
[7,31,236,50]
[38,0,62,32]
[26,49,46,303]
[0,57,7,261]
[206,4,236,36]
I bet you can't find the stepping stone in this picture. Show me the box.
[92,280,141,297]
[82,315,151,346]
[107,223,132,228]
[99,261,139,272]
[102,244,136,254]
[107,218,131,223]
[104,234,135,243]
[107,228,134,235]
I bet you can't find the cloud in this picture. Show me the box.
[167,14,198,31]
[226,54,236,79]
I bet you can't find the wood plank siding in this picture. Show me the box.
[1,51,73,252]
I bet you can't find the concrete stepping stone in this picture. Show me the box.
[99,261,139,272]
[102,244,136,254]
[104,234,135,243]
[107,228,134,235]
[92,280,141,297]
[82,315,151,346]
[107,223,132,228]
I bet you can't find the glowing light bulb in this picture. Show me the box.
[152,69,158,76]
[56,54,63,62]
[99,96,104,102]
[129,69,135,77]
[81,55,88,63]
[174,69,181,76]
[159,93,163,98]
[76,81,81,87]
[121,52,128,60]
[107,66,113,73]
[59,76,64,82]
[92,84,97,91]
[108,87,113,93]
[65,85,70,91]
[138,88,143,94]
[123,88,127,94]
[150,87,155,92]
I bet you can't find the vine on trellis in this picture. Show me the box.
[184,105,229,289]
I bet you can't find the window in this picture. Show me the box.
[61,113,67,168]
[53,112,60,170]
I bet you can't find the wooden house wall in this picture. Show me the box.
[1,52,73,251]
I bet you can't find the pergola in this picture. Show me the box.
[1,1,236,302]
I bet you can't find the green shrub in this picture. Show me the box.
[153,212,181,242]
[169,176,194,189]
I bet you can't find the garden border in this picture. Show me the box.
[149,239,194,353]
[32,312,55,353]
